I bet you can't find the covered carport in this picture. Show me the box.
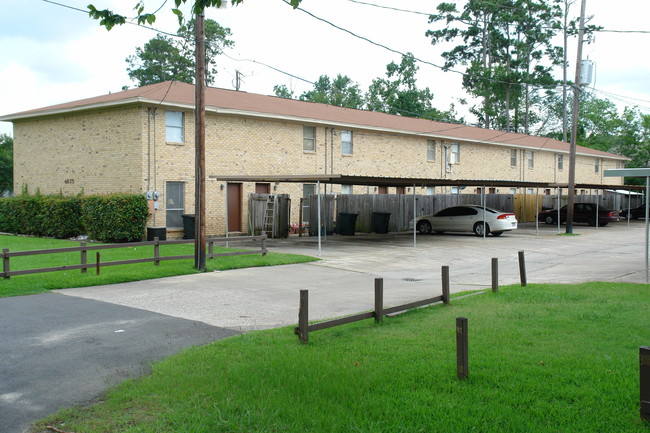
[212,174,644,255]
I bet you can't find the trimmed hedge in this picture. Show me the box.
[0,193,149,243]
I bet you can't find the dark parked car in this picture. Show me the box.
[620,204,647,220]
[538,203,620,226]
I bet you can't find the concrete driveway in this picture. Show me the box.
[58,220,649,331]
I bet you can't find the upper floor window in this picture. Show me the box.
[427,140,436,161]
[510,149,517,167]
[595,158,600,173]
[303,126,316,152]
[341,130,353,155]
[166,111,184,143]
[527,151,535,169]
[558,154,564,171]
[450,143,460,163]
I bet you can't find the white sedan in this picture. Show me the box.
[411,205,518,237]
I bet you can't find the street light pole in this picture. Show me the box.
[566,0,587,234]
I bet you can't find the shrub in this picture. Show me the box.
[0,193,148,242]
[81,194,149,242]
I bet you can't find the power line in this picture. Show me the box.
[347,0,650,34]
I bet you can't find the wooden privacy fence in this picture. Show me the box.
[294,251,529,343]
[1,235,267,279]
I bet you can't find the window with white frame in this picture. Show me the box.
[303,126,316,152]
[510,149,517,167]
[341,130,353,155]
[341,185,353,194]
[595,158,600,173]
[165,111,184,143]
[450,143,460,163]
[426,186,435,195]
[165,181,185,228]
[558,154,564,171]
[427,140,436,161]
[451,186,460,194]
[527,188,534,194]
[527,151,535,169]
[510,188,517,195]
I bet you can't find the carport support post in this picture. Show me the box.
[491,258,499,292]
[518,250,527,287]
[442,266,450,304]
[317,180,322,257]
[374,278,384,323]
[80,241,87,273]
[413,184,417,248]
[641,346,650,422]
[298,290,309,344]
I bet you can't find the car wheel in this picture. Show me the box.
[491,231,503,237]
[544,216,555,225]
[417,220,432,234]
[473,222,489,237]
[588,216,597,227]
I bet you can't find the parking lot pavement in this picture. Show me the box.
[58,220,649,334]
[0,294,238,433]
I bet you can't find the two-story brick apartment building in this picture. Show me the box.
[0,81,627,236]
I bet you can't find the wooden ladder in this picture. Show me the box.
[262,195,275,237]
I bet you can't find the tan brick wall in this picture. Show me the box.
[12,105,625,236]
[13,107,143,195]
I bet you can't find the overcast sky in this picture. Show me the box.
[1,0,649,136]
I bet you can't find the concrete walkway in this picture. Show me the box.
[58,220,649,331]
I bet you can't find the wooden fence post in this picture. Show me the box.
[297,289,309,344]
[154,237,160,266]
[374,278,383,323]
[491,258,499,292]
[96,252,100,276]
[80,242,87,274]
[2,248,9,280]
[456,317,469,379]
[442,266,450,304]
[208,240,213,260]
[641,346,650,422]
[261,235,267,256]
[518,250,527,287]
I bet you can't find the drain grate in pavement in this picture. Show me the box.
[402,278,423,282]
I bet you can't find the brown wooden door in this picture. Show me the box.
[227,183,242,232]
[255,183,271,194]
[378,186,388,194]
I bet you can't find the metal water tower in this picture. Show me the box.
[580,60,594,86]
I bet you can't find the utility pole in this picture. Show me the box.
[566,0,587,234]
[194,12,207,271]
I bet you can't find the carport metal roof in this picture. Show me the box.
[210,174,644,191]
[212,173,645,256]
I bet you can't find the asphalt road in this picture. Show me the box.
[0,294,238,433]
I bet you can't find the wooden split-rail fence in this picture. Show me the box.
[294,251,528,344]
[1,235,267,279]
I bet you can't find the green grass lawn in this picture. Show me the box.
[32,282,650,433]
[0,234,318,297]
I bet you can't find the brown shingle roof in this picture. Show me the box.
[0,80,625,159]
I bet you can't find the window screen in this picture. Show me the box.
[166,182,185,228]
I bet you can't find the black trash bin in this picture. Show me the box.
[372,212,391,234]
[182,214,195,239]
[337,212,358,236]
[147,226,167,241]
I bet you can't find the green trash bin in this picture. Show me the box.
[182,214,195,239]
[337,212,358,236]
[372,212,391,234]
